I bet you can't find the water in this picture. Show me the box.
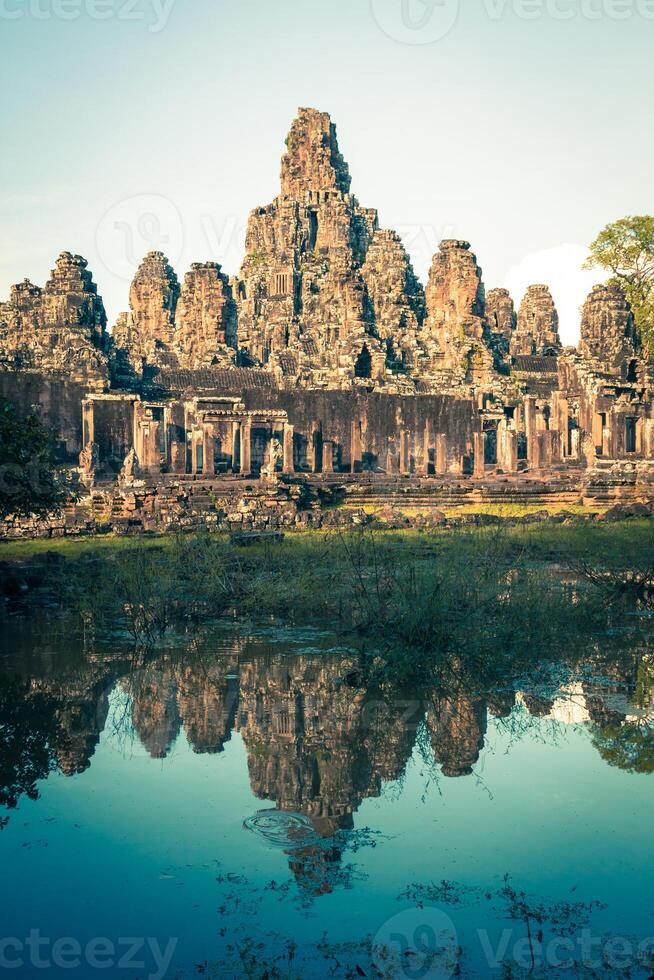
[1,617,654,978]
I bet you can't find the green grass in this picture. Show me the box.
[3,522,652,671]
[0,518,651,568]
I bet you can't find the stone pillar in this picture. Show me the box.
[505,431,518,473]
[473,431,485,479]
[604,421,614,459]
[552,394,570,457]
[496,419,508,472]
[322,441,334,474]
[140,422,161,474]
[611,413,623,458]
[231,422,241,473]
[538,431,553,469]
[171,441,186,473]
[550,429,562,463]
[191,432,200,474]
[240,417,252,476]
[350,420,362,475]
[82,399,95,447]
[283,422,295,475]
[524,397,538,468]
[203,426,215,476]
[422,421,432,476]
[399,430,410,476]
[644,419,654,459]
[435,434,447,476]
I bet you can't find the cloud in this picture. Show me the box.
[504,243,608,346]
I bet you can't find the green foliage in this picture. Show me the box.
[585,215,654,358]
[0,398,71,520]
[0,677,64,825]
[590,721,654,774]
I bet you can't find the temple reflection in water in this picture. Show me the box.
[2,622,654,894]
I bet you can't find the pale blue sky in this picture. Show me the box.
[1,0,652,341]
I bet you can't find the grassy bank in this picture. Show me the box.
[2,522,652,685]
[0,516,652,566]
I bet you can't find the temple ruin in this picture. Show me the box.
[1,107,653,535]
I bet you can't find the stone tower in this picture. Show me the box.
[421,240,493,384]
[486,287,516,362]
[579,283,639,380]
[112,251,180,369]
[512,285,561,357]
[361,229,426,371]
[174,262,237,369]
[237,108,389,385]
[0,252,109,383]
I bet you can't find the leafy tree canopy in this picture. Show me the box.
[0,398,70,520]
[585,215,654,359]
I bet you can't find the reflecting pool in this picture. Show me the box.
[1,618,654,978]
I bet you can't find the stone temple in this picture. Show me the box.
[1,108,653,534]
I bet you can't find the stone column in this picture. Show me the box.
[550,429,562,463]
[473,431,485,479]
[283,422,295,475]
[399,430,409,476]
[322,441,334,474]
[203,425,215,476]
[524,397,538,468]
[604,421,614,459]
[570,428,581,460]
[240,417,252,476]
[435,434,447,476]
[231,422,241,473]
[496,419,508,472]
[136,414,161,474]
[592,412,604,455]
[422,421,432,476]
[350,420,362,474]
[644,419,654,459]
[191,432,200,474]
[505,431,518,473]
[171,441,186,474]
[610,412,623,458]
[552,394,570,457]
[82,399,95,447]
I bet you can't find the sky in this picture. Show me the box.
[1,0,652,344]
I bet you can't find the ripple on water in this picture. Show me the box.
[243,810,319,850]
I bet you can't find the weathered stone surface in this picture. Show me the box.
[486,287,516,363]
[579,283,639,378]
[361,229,426,372]
[512,284,561,357]
[2,106,654,515]
[174,262,237,369]
[421,240,494,384]
[112,251,180,369]
[236,108,387,387]
[0,253,109,385]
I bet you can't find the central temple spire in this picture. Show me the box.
[280,108,352,198]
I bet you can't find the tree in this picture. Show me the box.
[0,678,65,829]
[585,216,654,359]
[0,398,70,520]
